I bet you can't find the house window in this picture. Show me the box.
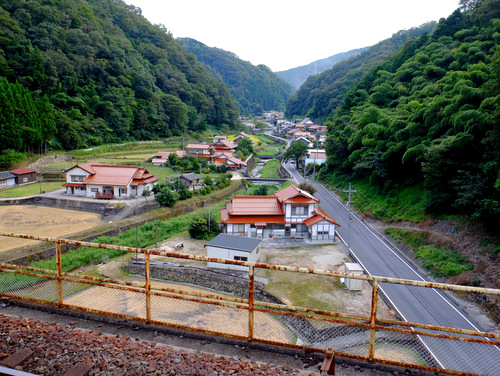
[71,175,86,182]
[22,177,29,183]
[233,224,244,233]
[291,205,307,215]
[90,188,98,192]
[318,231,329,235]
[0,180,6,186]
[234,256,248,261]
[296,224,308,232]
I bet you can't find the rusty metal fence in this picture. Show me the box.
[0,232,499,376]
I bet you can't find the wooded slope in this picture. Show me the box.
[0,0,239,152]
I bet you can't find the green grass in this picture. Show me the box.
[330,178,427,222]
[385,227,474,278]
[256,147,281,156]
[385,228,428,249]
[415,246,474,277]
[0,181,64,198]
[259,159,281,179]
[0,203,225,292]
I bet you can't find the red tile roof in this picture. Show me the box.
[227,196,284,216]
[221,207,285,224]
[274,184,318,204]
[68,164,159,187]
[186,143,211,149]
[9,168,37,175]
[304,207,341,227]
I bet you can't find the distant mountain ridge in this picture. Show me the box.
[285,22,437,122]
[178,38,293,116]
[276,48,368,90]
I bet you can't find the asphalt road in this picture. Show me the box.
[283,161,500,376]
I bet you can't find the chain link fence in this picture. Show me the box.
[0,233,499,376]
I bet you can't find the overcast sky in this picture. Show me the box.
[125,0,460,72]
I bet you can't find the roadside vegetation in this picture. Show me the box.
[259,159,281,179]
[385,228,474,277]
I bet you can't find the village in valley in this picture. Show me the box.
[0,112,382,314]
[0,114,389,323]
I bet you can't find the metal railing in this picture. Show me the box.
[0,232,499,376]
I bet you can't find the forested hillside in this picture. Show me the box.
[178,38,293,116]
[285,23,437,122]
[323,0,500,225]
[276,47,367,91]
[0,0,239,154]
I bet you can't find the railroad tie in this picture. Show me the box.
[0,349,33,369]
[62,362,92,376]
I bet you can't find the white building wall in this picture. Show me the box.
[207,246,258,271]
[66,167,91,183]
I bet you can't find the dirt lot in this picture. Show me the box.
[95,237,396,322]
[0,205,102,252]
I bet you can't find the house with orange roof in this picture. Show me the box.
[151,150,186,166]
[185,143,212,160]
[233,132,253,144]
[63,162,159,199]
[212,139,236,153]
[213,152,247,170]
[221,185,340,241]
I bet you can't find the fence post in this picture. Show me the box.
[248,265,255,341]
[56,240,63,306]
[369,279,379,360]
[145,250,151,323]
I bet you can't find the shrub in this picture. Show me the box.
[188,213,220,239]
[156,186,179,207]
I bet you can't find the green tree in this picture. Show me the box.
[283,141,308,166]
[155,186,179,207]
[188,213,220,239]
[254,185,268,195]
[236,137,254,156]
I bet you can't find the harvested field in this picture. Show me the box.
[0,205,102,252]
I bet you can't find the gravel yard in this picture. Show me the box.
[0,305,434,376]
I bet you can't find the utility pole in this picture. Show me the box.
[208,204,211,234]
[343,183,357,250]
[313,149,317,180]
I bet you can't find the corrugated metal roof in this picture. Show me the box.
[205,233,261,252]
[0,171,16,180]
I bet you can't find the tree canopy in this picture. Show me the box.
[285,23,437,123]
[0,0,239,152]
[178,38,293,116]
[323,0,500,225]
[283,141,308,166]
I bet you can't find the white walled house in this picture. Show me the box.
[221,185,340,241]
[63,162,159,199]
[205,234,261,271]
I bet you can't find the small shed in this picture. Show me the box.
[10,168,37,185]
[205,233,262,271]
[344,262,364,291]
[0,171,16,188]
[180,173,201,190]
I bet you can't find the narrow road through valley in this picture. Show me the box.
[282,160,500,376]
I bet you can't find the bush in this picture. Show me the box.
[0,149,26,169]
[188,213,220,239]
[298,182,317,195]
[156,186,179,207]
